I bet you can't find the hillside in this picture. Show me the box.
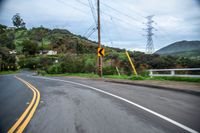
[155,41,200,57]
[0,24,123,54]
[1,24,200,74]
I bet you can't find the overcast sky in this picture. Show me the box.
[0,0,200,51]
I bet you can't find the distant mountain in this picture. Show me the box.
[155,40,200,57]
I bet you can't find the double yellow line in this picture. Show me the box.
[8,76,40,133]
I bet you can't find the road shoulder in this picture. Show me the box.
[59,76,200,96]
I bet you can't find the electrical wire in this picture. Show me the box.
[87,0,97,25]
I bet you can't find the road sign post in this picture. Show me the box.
[0,55,2,71]
[97,0,102,77]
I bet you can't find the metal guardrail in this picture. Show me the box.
[148,68,200,78]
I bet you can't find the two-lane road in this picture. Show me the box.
[0,75,33,132]
[0,73,200,133]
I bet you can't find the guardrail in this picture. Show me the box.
[148,68,200,78]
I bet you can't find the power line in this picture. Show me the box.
[100,2,144,24]
[56,0,97,37]
[83,24,95,36]
[75,0,145,24]
[57,0,145,42]
[87,0,97,25]
[78,0,142,39]
[154,23,173,41]
[56,0,88,14]
[74,0,143,28]
[86,26,97,38]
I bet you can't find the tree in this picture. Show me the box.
[0,24,7,34]
[29,27,50,53]
[0,32,15,50]
[0,46,16,70]
[12,13,26,28]
[21,40,38,55]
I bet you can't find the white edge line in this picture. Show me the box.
[29,75,198,133]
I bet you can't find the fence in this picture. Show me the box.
[148,68,200,78]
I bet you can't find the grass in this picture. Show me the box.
[149,76,200,83]
[0,70,20,75]
[46,73,133,79]
[104,75,130,79]
[104,75,145,80]
[45,73,99,78]
[44,73,200,83]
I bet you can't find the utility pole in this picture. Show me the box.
[144,15,155,54]
[0,55,2,71]
[97,0,102,77]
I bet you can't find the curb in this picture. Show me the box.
[103,79,200,96]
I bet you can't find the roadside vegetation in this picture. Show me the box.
[149,76,200,83]
[0,70,20,75]
[42,73,200,83]
[0,14,200,83]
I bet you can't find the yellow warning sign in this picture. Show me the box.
[98,48,105,57]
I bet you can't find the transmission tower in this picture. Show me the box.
[144,15,155,54]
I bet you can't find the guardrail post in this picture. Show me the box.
[171,70,175,76]
[149,70,153,77]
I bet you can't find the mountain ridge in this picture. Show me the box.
[155,40,200,57]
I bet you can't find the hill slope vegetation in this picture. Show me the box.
[1,24,200,75]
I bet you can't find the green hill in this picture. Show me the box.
[1,24,200,74]
[0,24,123,54]
[155,40,200,57]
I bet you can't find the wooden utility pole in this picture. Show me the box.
[97,0,102,77]
[0,55,2,71]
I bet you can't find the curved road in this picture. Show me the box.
[0,73,200,133]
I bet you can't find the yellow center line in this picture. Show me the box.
[8,76,40,133]
[16,81,40,133]
[8,76,36,133]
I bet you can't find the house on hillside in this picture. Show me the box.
[9,50,17,54]
[39,50,57,55]
[47,50,57,55]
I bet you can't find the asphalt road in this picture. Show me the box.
[0,75,32,132]
[0,73,200,133]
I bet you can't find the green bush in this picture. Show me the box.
[18,56,56,70]
[84,58,96,73]
[47,64,62,74]
[130,75,145,80]
[140,70,150,77]
[37,70,47,76]
[38,56,56,69]
[103,66,116,75]
[18,57,39,69]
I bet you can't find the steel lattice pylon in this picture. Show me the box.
[145,15,155,54]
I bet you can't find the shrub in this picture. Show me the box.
[84,58,96,73]
[18,57,39,69]
[37,70,47,76]
[140,70,150,77]
[130,75,145,80]
[47,64,62,74]
[103,66,116,75]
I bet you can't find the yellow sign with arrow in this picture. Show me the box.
[98,48,105,57]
